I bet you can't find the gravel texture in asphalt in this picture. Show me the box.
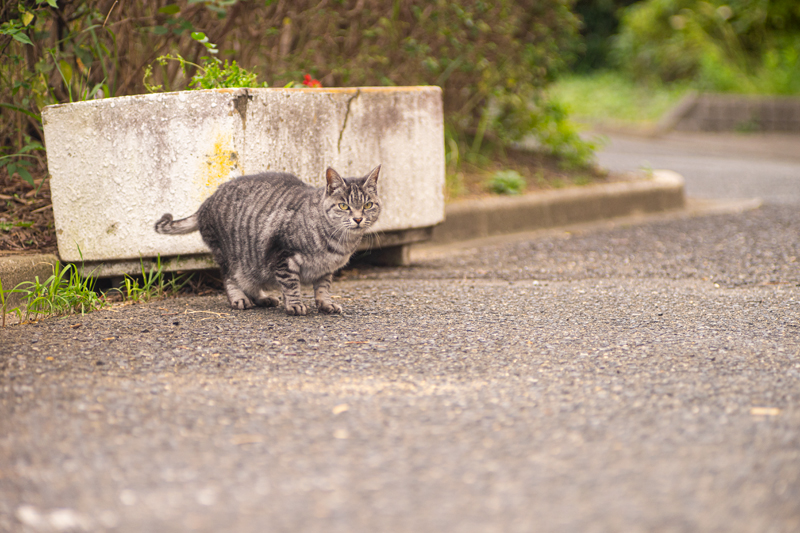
[1,205,799,532]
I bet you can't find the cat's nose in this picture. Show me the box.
[353,217,363,225]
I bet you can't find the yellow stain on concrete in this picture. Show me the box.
[195,131,240,202]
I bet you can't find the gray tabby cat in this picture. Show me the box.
[155,166,381,315]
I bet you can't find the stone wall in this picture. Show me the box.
[662,93,800,132]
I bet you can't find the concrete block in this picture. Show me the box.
[42,87,445,262]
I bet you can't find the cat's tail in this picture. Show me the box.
[155,213,199,235]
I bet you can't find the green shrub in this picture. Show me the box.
[1,0,594,191]
[571,0,641,72]
[612,0,800,93]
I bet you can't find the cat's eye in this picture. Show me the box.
[363,202,373,209]
[338,203,350,210]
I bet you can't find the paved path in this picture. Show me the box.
[594,131,800,205]
[2,133,799,532]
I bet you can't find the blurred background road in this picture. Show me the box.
[595,131,800,205]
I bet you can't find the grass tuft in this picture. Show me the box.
[549,71,691,126]
[113,256,193,303]
[485,170,526,195]
[3,262,105,324]
[1,255,194,326]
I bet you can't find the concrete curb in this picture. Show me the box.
[0,171,684,304]
[431,170,685,244]
[0,254,60,312]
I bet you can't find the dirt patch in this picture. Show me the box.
[447,147,615,201]
[0,161,57,255]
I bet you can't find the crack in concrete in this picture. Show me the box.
[232,90,252,175]
[233,90,251,127]
[337,89,361,154]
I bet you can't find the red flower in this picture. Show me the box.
[302,74,322,88]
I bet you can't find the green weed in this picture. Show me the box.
[485,170,526,196]
[114,256,193,303]
[0,255,194,326]
[0,220,35,231]
[0,277,25,327]
[144,32,267,92]
[12,262,105,323]
[0,138,46,187]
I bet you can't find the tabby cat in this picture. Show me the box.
[155,166,381,315]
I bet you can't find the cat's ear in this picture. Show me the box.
[325,168,346,195]
[364,165,380,191]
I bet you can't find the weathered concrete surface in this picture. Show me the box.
[432,170,684,244]
[42,87,445,262]
[0,254,59,312]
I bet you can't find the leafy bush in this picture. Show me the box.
[571,0,641,71]
[0,0,594,191]
[612,0,800,93]
[221,0,586,155]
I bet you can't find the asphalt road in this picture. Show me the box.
[1,134,799,532]
[595,131,800,205]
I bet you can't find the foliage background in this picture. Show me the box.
[571,0,640,72]
[0,0,593,189]
[611,0,800,93]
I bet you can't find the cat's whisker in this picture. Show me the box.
[362,231,375,251]
[372,230,384,250]
[334,225,352,251]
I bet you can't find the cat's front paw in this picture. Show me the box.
[284,302,308,316]
[317,302,343,314]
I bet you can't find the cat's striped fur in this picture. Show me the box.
[155,166,381,315]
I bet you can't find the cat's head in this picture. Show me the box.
[323,165,381,233]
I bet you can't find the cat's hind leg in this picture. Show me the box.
[254,290,281,308]
[314,273,343,314]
